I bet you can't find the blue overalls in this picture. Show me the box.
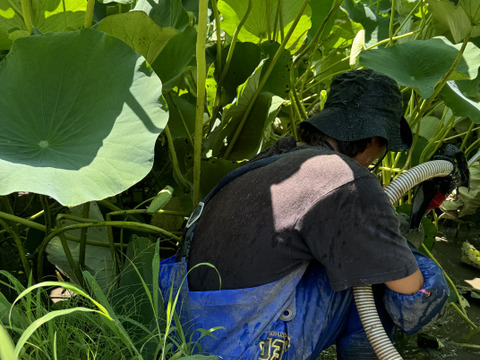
[159,153,450,359]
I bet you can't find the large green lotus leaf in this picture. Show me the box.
[359,37,480,98]
[150,25,197,91]
[218,0,312,53]
[440,81,480,123]
[134,0,190,31]
[0,28,167,206]
[96,11,179,64]
[0,0,86,50]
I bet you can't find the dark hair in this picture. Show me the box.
[298,123,387,158]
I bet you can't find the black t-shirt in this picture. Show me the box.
[188,139,418,291]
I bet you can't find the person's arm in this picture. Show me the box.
[383,250,449,334]
[384,268,424,295]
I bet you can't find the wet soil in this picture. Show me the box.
[396,222,480,359]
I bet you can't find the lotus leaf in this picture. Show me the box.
[0,28,167,206]
[96,10,180,64]
[441,81,480,123]
[0,0,87,50]
[359,37,480,98]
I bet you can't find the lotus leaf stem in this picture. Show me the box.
[388,0,396,47]
[206,0,252,133]
[79,202,90,269]
[58,232,84,285]
[164,126,190,189]
[421,244,470,317]
[448,302,477,331]
[193,0,209,205]
[0,219,30,277]
[21,0,33,33]
[84,0,95,28]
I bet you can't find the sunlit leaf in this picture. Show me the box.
[96,11,179,64]
[440,81,480,123]
[427,0,473,43]
[0,28,167,206]
[350,29,365,66]
[218,0,312,53]
[459,0,480,25]
[0,323,15,360]
[359,37,480,98]
[0,0,87,50]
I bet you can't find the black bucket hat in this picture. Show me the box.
[302,69,412,152]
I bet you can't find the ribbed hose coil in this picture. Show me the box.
[384,160,454,204]
[353,160,454,360]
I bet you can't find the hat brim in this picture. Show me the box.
[303,107,412,152]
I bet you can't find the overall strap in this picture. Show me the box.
[176,151,299,261]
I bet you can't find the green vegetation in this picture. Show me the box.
[0,0,480,358]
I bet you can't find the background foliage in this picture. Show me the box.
[0,0,480,358]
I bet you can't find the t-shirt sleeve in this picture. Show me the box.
[295,174,419,291]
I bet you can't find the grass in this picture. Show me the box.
[0,238,218,360]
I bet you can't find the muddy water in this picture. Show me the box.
[319,222,480,359]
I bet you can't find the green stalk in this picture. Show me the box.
[388,0,396,46]
[210,0,223,75]
[192,0,209,205]
[266,0,271,41]
[448,302,477,330]
[58,232,84,284]
[206,0,253,133]
[394,0,422,37]
[78,202,90,269]
[21,0,33,33]
[0,210,127,248]
[84,0,95,28]
[39,195,51,234]
[421,243,470,316]
[35,221,180,278]
[365,31,419,50]
[164,125,190,189]
[0,219,30,276]
[1,197,18,234]
[224,0,311,159]
[294,0,342,69]
[105,213,119,276]
[460,122,475,151]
